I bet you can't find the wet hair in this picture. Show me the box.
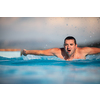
[64,36,77,45]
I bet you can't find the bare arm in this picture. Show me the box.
[88,47,100,55]
[82,47,100,55]
[21,48,59,56]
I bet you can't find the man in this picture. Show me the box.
[21,36,100,61]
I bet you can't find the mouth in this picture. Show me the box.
[67,50,71,53]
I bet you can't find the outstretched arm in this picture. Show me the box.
[88,47,100,55]
[82,47,100,55]
[21,48,59,56]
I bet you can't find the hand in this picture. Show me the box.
[21,49,27,56]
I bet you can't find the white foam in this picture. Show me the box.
[86,54,100,60]
[22,55,41,60]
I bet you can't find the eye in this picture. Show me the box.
[64,44,68,46]
[70,44,73,46]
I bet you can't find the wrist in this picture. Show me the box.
[26,50,29,54]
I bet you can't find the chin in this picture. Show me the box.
[68,53,72,56]
[67,53,71,56]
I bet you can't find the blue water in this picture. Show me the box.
[0,52,100,84]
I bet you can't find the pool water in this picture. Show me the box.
[0,51,100,84]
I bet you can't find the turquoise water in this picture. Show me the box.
[0,51,100,84]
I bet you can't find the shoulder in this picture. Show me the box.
[77,47,92,55]
[50,48,62,53]
[50,48,64,57]
[78,47,91,51]
[39,48,61,56]
[77,47,100,55]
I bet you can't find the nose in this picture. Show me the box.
[67,45,70,49]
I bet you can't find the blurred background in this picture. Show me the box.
[0,17,100,50]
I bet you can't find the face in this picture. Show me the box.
[64,39,77,57]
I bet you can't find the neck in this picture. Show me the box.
[64,49,77,60]
[68,53,74,58]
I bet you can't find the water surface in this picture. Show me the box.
[0,51,100,84]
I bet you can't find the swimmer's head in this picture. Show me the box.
[64,36,77,45]
[64,36,77,57]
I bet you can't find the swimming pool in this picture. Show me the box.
[0,51,100,84]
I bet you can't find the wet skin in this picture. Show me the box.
[21,39,100,61]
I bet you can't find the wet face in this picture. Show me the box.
[64,39,77,57]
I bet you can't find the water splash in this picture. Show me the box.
[0,54,100,84]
